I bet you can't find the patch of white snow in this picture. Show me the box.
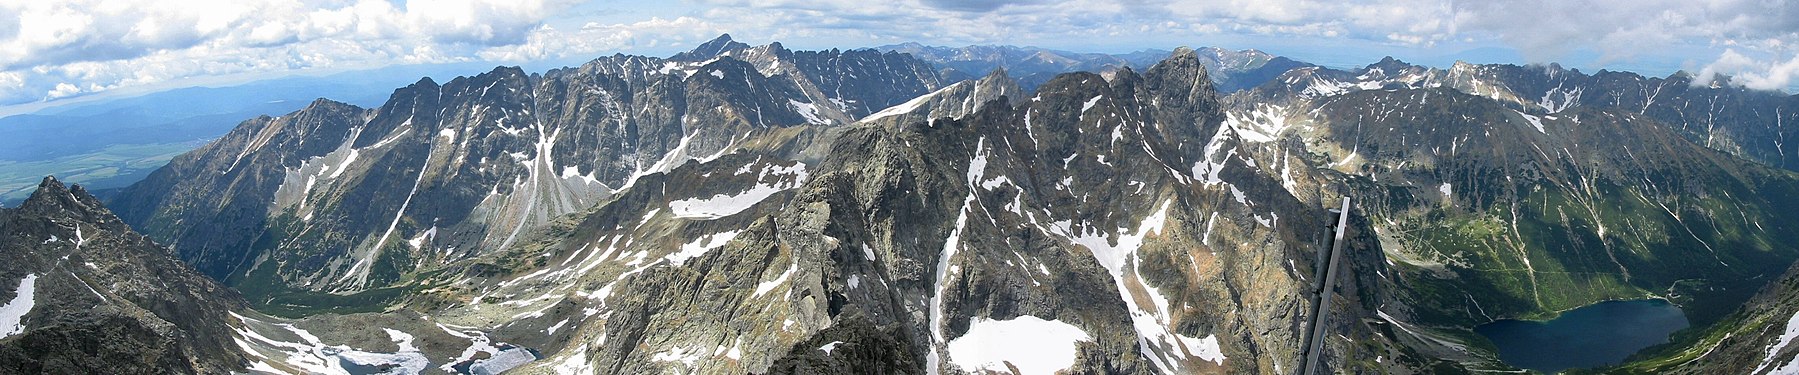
[946,315,1092,375]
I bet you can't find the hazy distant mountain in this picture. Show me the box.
[877,42,1313,93]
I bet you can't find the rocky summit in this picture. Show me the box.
[0,176,245,373]
[5,34,1797,374]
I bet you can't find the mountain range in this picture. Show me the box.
[3,33,1799,374]
[875,42,1312,93]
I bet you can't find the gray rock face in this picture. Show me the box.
[0,177,247,374]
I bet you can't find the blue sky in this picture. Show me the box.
[2,0,1795,114]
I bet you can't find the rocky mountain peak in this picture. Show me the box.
[1369,55,1413,72]
[981,66,1008,79]
[673,33,754,61]
[23,175,70,202]
[1168,46,1199,61]
[1152,47,1214,84]
[1539,61,1567,74]
[1142,47,1224,137]
[1108,65,1143,85]
[409,76,439,90]
[17,176,107,222]
[1,176,250,373]
[975,67,1022,97]
[302,97,356,112]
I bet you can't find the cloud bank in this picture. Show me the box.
[0,0,581,104]
[2,0,1796,107]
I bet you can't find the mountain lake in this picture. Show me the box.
[1474,299,1689,373]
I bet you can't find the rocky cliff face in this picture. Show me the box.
[0,177,246,373]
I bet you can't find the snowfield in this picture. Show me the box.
[946,315,1092,375]
[0,274,37,339]
[669,162,809,219]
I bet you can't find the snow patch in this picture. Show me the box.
[231,313,431,375]
[979,175,1011,191]
[1538,85,1583,113]
[864,83,962,122]
[1179,334,1227,365]
[551,344,592,374]
[420,324,539,374]
[1223,105,1289,143]
[790,100,833,125]
[1054,200,1224,371]
[329,149,359,178]
[666,230,741,266]
[546,319,571,335]
[946,315,1092,375]
[725,339,743,360]
[1753,310,1799,374]
[668,162,809,219]
[1301,77,1352,97]
[652,345,703,367]
[928,138,987,374]
[1066,200,1171,274]
[406,226,437,250]
[819,341,845,355]
[752,262,797,298]
[1516,110,1546,133]
[0,274,37,338]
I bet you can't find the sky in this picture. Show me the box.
[2,0,1797,113]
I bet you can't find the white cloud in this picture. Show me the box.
[0,0,581,104]
[0,72,20,90]
[477,17,726,62]
[47,82,81,99]
[1697,49,1799,90]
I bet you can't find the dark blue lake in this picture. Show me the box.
[1474,299,1688,373]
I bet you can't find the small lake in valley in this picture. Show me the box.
[1473,299,1689,373]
